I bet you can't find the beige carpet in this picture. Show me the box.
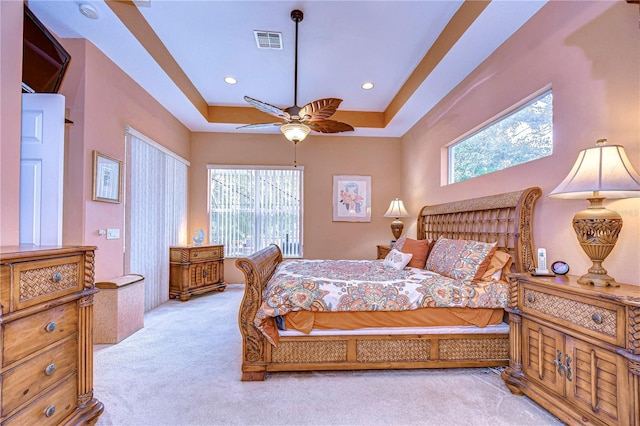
[94,284,561,426]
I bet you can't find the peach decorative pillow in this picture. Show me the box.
[400,238,431,269]
[424,237,497,281]
[481,250,513,281]
[383,249,413,270]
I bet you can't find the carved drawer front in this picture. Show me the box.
[1,338,78,417]
[521,284,624,346]
[3,302,78,366]
[189,246,223,262]
[11,255,84,310]
[3,374,78,426]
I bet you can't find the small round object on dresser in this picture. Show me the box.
[551,261,570,275]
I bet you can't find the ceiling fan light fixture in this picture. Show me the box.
[281,122,310,144]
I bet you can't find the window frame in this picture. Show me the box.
[444,85,553,185]
[207,164,304,258]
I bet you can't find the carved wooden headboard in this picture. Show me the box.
[417,187,542,273]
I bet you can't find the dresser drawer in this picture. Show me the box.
[3,302,78,366]
[520,283,625,346]
[3,374,78,426]
[1,338,77,416]
[11,255,84,310]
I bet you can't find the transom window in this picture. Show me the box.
[208,166,303,257]
[448,89,553,184]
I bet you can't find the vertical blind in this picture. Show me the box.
[209,166,303,257]
[126,128,189,311]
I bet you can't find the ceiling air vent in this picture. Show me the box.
[254,31,282,50]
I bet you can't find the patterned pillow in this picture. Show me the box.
[392,236,407,251]
[424,237,497,281]
[383,248,413,270]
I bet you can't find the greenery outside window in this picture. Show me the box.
[448,89,553,183]
[208,166,303,258]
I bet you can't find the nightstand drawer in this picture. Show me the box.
[3,374,78,426]
[170,245,223,263]
[520,283,624,346]
[12,255,84,310]
[189,246,223,262]
[3,302,78,366]
[1,338,77,416]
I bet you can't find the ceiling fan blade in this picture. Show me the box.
[299,98,343,121]
[236,122,283,130]
[308,120,354,134]
[244,96,291,121]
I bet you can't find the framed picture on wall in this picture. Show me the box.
[92,151,122,203]
[332,175,371,222]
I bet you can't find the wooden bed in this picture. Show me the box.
[236,187,542,381]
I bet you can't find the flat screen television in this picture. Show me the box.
[22,5,71,93]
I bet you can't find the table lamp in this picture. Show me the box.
[549,139,640,287]
[383,198,410,240]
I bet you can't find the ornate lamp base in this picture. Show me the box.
[390,219,404,241]
[572,197,622,287]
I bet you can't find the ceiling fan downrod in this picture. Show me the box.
[291,10,303,111]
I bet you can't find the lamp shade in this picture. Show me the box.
[549,140,640,199]
[383,198,409,218]
[281,122,311,144]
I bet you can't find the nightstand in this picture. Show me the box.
[501,273,640,425]
[376,245,391,259]
[169,245,226,301]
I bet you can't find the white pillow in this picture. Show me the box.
[383,248,413,270]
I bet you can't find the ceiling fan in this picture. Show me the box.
[238,9,354,144]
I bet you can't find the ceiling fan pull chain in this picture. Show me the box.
[293,143,297,167]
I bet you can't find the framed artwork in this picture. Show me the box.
[332,175,371,222]
[92,151,122,203]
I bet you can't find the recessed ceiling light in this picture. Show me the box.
[224,77,237,85]
[79,3,99,19]
[361,82,374,90]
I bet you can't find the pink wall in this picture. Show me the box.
[58,39,191,281]
[190,132,402,283]
[402,1,640,286]
[0,1,23,246]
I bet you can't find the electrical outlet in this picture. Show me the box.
[106,228,120,239]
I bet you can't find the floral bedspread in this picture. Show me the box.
[255,259,509,344]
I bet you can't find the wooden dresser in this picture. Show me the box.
[502,273,640,425]
[0,246,103,425]
[169,245,226,301]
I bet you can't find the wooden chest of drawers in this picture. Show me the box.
[0,246,103,425]
[169,245,226,301]
[502,273,640,425]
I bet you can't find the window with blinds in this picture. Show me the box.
[208,166,303,258]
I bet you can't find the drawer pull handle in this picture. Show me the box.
[52,273,62,282]
[527,295,535,303]
[592,313,603,324]
[44,363,56,376]
[44,405,56,418]
[44,322,57,333]
[203,269,208,278]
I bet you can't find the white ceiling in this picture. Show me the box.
[27,0,547,137]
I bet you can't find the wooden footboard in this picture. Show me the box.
[236,187,541,381]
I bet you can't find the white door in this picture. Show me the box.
[20,93,65,245]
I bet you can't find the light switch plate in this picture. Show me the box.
[106,228,120,239]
